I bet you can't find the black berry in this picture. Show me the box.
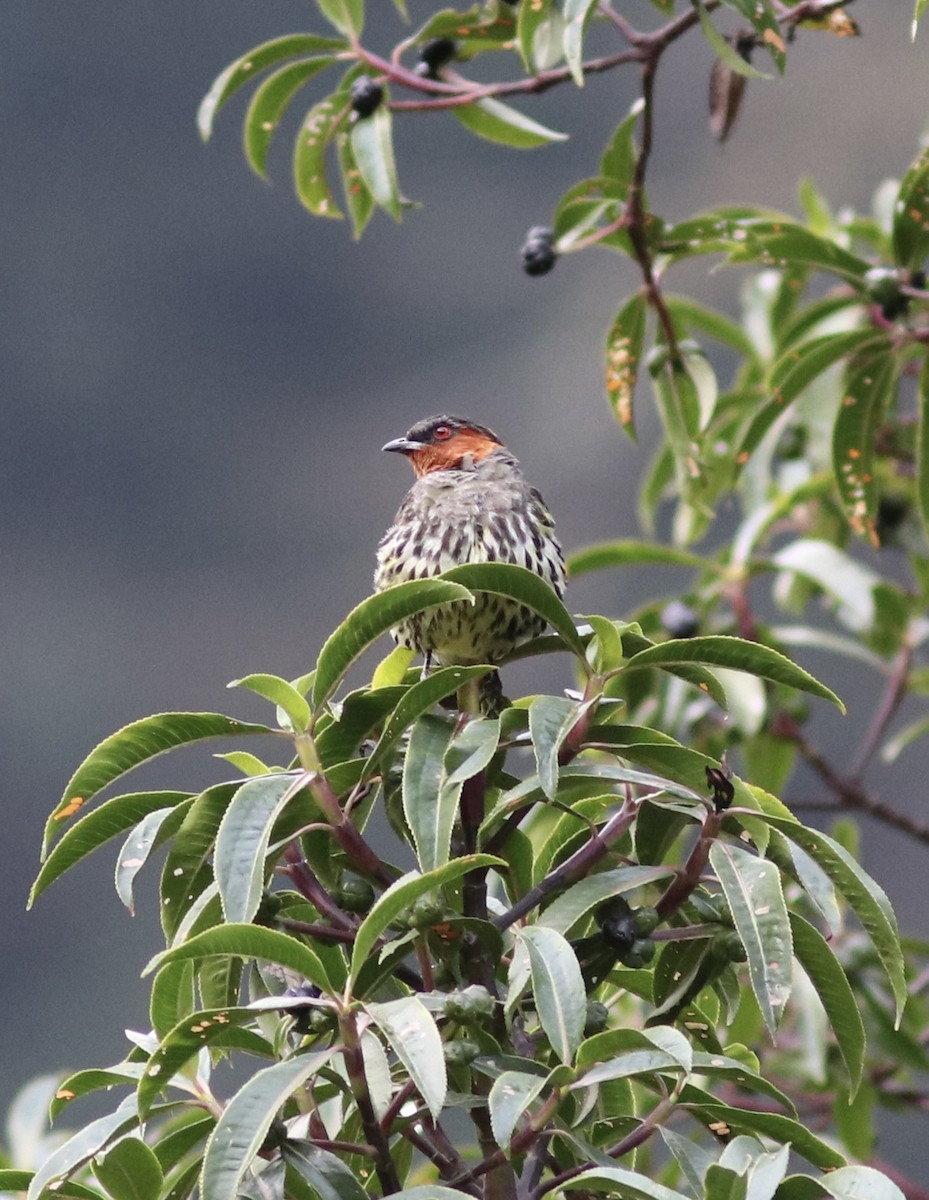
[661,600,699,639]
[416,37,457,79]
[521,226,557,276]
[351,77,383,119]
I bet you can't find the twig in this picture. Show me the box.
[849,641,912,780]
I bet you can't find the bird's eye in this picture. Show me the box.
[433,424,452,441]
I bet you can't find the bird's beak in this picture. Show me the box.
[382,437,421,455]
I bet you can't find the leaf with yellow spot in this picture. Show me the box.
[832,348,897,544]
[605,293,647,438]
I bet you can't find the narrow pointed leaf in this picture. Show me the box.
[762,815,906,1022]
[139,1008,269,1119]
[517,0,562,72]
[539,865,675,935]
[402,714,458,873]
[243,58,338,179]
[43,714,271,854]
[710,841,792,1034]
[563,0,600,85]
[362,665,490,782]
[833,349,896,544]
[529,695,580,800]
[489,1071,548,1149]
[351,106,401,219]
[365,996,446,1119]
[349,856,503,988]
[228,673,311,731]
[160,783,235,941]
[790,912,865,1095]
[316,0,364,38]
[893,142,929,267]
[312,579,473,707]
[27,1103,141,1200]
[694,2,772,78]
[568,539,706,576]
[147,924,334,995]
[284,1144,368,1200]
[453,97,567,148]
[441,563,584,658]
[215,774,301,924]
[200,1051,334,1200]
[337,120,375,237]
[294,91,349,220]
[92,1137,163,1200]
[917,355,929,539]
[565,1166,691,1199]
[813,1165,908,1199]
[626,635,844,710]
[519,926,586,1063]
[197,34,348,141]
[115,806,184,915]
[30,790,189,905]
[606,293,647,436]
[444,717,501,785]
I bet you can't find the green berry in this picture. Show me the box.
[632,905,660,936]
[443,1038,480,1066]
[443,985,495,1025]
[863,267,908,319]
[335,877,376,914]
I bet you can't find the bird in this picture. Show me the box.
[374,414,566,670]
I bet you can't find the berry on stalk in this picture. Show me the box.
[521,226,557,276]
[351,76,383,119]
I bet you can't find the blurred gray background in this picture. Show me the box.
[4,0,928,1177]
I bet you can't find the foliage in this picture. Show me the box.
[11,2,929,1200]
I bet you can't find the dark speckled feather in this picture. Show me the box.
[375,417,565,666]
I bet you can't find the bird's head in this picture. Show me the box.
[382,415,503,477]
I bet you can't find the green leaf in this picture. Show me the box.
[606,293,648,436]
[242,58,339,179]
[771,538,881,633]
[30,790,189,906]
[139,1008,270,1118]
[149,958,195,1043]
[440,562,585,659]
[565,1166,691,1199]
[316,0,364,38]
[312,579,473,708]
[228,673,312,731]
[625,635,844,711]
[445,716,501,785]
[916,0,929,38]
[790,912,865,1096]
[917,356,929,540]
[517,0,564,72]
[893,143,929,267]
[115,805,186,915]
[337,119,375,238]
[349,856,503,988]
[294,90,350,220]
[488,1071,549,1149]
[682,1088,845,1169]
[93,1137,163,1200]
[539,865,676,935]
[159,783,235,941]
[881,713,929,763]
[453,97,568,148]
[27,1104,142,1200]
[833,349,897,543]
[198,34,348,140]
[807,1165,908,1199]
[402,714,458,872]
[568,539,705,577]
[362,665,490,782]
[43,714,271,855]
[199,1051,334,1200]
[762,814,906,1022]
[284,1144,369,1200]
[709,842,792,1034]
[519,926,586,1063]
[50,1064,144,1119]
[730,220,870,281]
[600,99,643,198]
[350,105,402,220]
[365,996,446,1118]
[529,695,580,800]
[147,923,334,995]
[563,0,600,85]
[215,774,301,924]
[694,2,772,79]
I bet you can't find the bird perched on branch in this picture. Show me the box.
[375,414,566,669]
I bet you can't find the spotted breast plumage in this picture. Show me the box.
[374,415,566,667]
